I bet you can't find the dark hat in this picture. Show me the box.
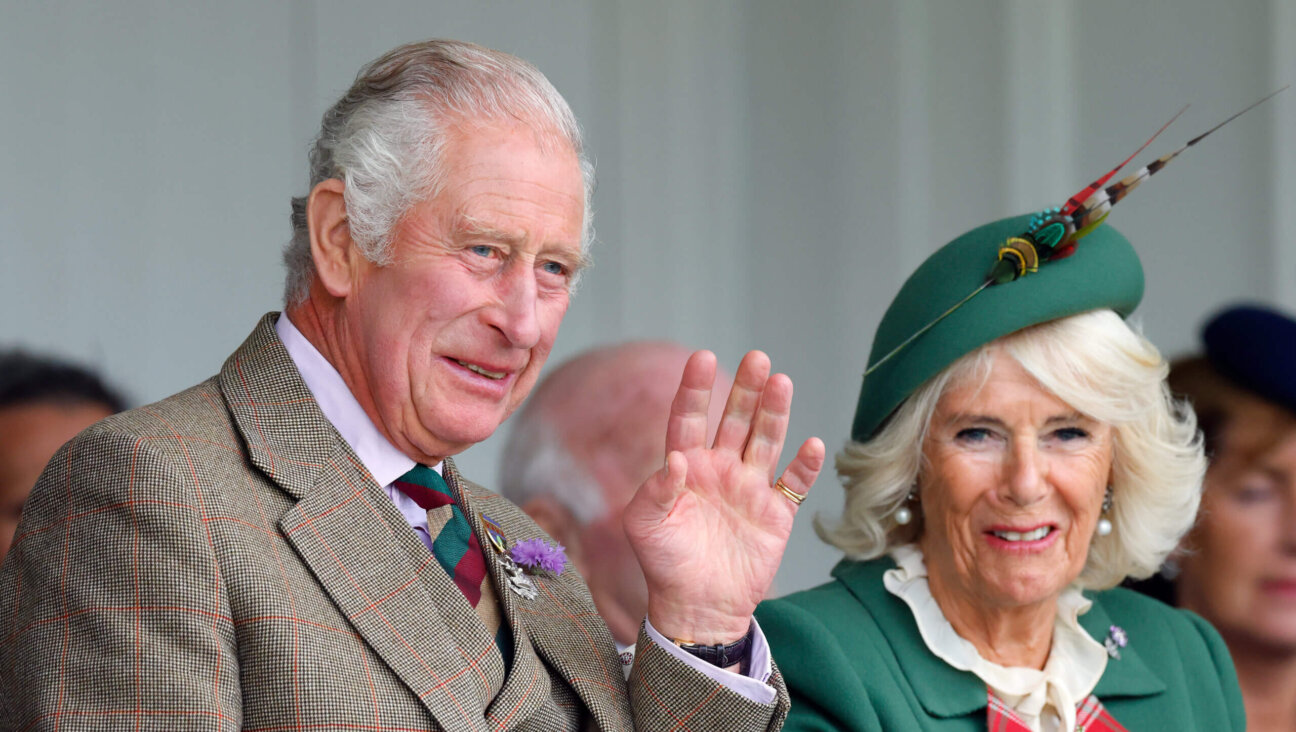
[1201,305,1296,414]
[850,215,1144,441]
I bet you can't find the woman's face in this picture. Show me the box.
[918,350,1114,612]
[1178,407,1296,651]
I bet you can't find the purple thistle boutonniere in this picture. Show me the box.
[510,538,567,575]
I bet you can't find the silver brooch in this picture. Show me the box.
[1104,624,1128,659]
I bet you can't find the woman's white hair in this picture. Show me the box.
[818,309,1206,590]
[283,39,595,305]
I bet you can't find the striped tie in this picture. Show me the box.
[393,465,513,669]
[987,689,1129,732]
[393,465,489,607]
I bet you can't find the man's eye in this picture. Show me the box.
[470,245,495,257]
[540,261,567,276]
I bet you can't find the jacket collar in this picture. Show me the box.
[218,312,342,500]
[831,557,1164,719]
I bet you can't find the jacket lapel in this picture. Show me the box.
[1080,596,1167,700]
[220,314,489,732]
[832,558,987,718]
[832,556,1167,720]
[448,463,633,731]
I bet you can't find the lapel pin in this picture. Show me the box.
[480,513,539,600]
[510,538,567,576]
[1104,625,1128,659]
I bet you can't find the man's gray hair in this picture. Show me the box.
[499,418,607,525]
[283,39,595,305]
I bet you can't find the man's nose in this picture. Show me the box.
[488,262,541,348]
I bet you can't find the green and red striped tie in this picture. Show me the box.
[393,465,490,606]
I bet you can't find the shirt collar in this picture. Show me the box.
[883,544,1108,730]
[276,313,421,486]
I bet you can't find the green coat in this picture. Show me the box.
[755,558,1244,731]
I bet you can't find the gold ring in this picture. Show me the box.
[775,478,807,506]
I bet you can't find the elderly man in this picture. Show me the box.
[0,40,824,731]
[500,342,732,648]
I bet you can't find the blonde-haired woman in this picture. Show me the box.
[757,214,1242,731]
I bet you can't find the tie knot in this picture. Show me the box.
[394,464,453,510]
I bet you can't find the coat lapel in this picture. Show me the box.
[832,558,987,719]
[448,463,633,731]
[219,314,489,732]
[832,556,1168,721]
[1080,596,1167,700]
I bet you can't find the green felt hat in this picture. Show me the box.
[850,215,1144,441]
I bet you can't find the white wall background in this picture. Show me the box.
[3,0,1294,594]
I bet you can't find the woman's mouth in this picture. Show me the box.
[983,523,1059,550]
[989,526,1052,542]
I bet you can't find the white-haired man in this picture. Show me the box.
[500,342,733,649]
[0,40,824,731]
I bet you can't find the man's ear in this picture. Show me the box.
[307,178,356,298]
[520,496,581,559]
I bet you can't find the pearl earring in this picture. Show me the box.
[894,490,917,525]
[1096,487,1113,536]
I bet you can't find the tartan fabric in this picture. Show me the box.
[394,465,488,607]
[395,463,513,672]
[987,689,1130,732]
[0,313,788,731]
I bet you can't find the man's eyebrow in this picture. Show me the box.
[455,215,525,244]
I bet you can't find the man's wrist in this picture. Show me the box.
[668,623,752,673]
[647,601,753,645]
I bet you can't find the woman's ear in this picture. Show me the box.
[307,178,356,298]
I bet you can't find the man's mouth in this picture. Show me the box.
[455,359,507,380]
[989,526,1053,542]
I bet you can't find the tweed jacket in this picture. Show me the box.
[0,314,789,731]
[754,557,1244,731]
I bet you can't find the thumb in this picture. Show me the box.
[628,451,689,530]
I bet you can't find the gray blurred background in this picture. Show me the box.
[3,0,1294,594]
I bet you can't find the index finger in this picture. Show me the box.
[664,350,718,455]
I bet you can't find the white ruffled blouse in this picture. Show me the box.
[883,544,1109,732]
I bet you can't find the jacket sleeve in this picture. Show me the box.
[627,622,790,732]
[0,426,241,731]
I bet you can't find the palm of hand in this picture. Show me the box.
[623,350,824,643]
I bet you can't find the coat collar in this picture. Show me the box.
[831,557,1165,719]
[218,312,341,500]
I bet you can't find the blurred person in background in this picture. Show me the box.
[0,350,125,561]
[1143,305,1296,731]
[499,341,733,648]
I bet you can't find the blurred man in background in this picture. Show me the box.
[0,351,125,560]
[500,341,732,647]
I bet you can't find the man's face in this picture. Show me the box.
[343,121,585,462]
[0,401,114,560]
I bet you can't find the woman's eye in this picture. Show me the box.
[955,428,991,442]
[1053,427,1089,441]
[1234,482,1277,504]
